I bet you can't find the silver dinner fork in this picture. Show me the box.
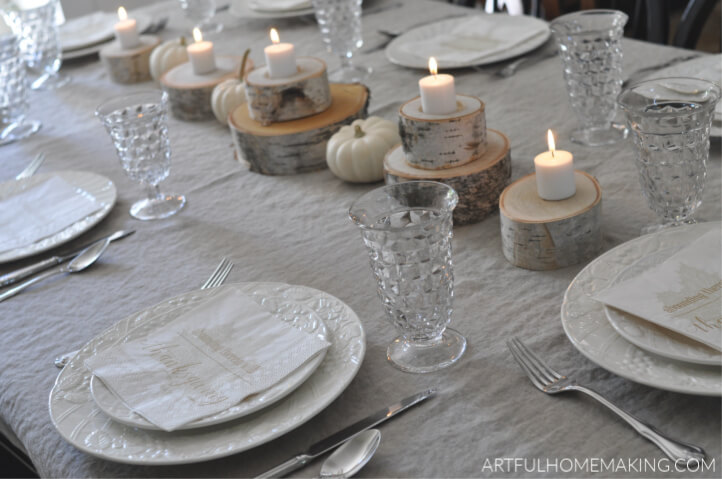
[15,153,46,180]
[507,337,706,466]
[53,257,235,368]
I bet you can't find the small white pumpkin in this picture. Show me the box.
[149,37,189,82]
[211,49,252,125]
[326,117,401,183]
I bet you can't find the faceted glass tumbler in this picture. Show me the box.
[551,10,628,146]
[0,34,41,145]
[349,181,466,373]
[96,91,186,221]
[16,0,69,90]
[312,0,372,83]
[178,0,223,36]
[618,77,721,231]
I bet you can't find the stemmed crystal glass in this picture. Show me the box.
[550,10,627,146]
[16,0,69,90]
[312,0,372,83]
[618,77,721,232]
[349,181,466,373]
[178,0,223,36]
[96,91,186,221]
[0,29,41,145]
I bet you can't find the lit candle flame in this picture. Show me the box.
[547,129,556,158]
[117,6,128,21]
[428,57,438,76]
[192,27,203,43]
[270,28,280,44]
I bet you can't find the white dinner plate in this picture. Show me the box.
[49,282,366,465]
[229,0,314,19]
[603,249,722,366]
[89,289,330,430]
[385,14,550,70]
[561,222,721,396]
[60,12,117,51]
[61,13,152,59]
[0,171,116,264]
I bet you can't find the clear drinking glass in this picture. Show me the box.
[312,0,372,83]
[618,77,720,231]
[0,33,41,145]
[349,181,466,373]
[16,0,69,90]
[550,10,628,146]
[96,91,186,221]
[178,0,222,36]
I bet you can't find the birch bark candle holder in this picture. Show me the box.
[230,83,369,175]
[385,129,511,225]
[399,95,487,170]
[499,171,602,270]
[160,56,250,121]
[244,57,332,126]
[99,35,160,84]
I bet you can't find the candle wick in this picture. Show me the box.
[551,149,555,159]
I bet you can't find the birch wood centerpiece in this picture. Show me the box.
[230,83,369,175]
[160,56,250,121]
[99,35,161,84]
[399,95,487,170]
[244,57,332,126]
[499,171,602,270]
[385,128,511,225]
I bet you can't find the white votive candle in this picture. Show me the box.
[534,130,576,200]
[114,7,140,50]
[419,57,456,115]
[264,28,297,78]
[187,27,216,75]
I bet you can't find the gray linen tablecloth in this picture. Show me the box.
[1,1,720,477]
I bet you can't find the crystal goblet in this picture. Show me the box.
[179,0,223,36]
[96,91,186,221]
[618,77,720,232]
[16,0,69,90]
[0,33,41,145]
[550,10,627,146]
[349,181,466,373]
[312,0,372,83]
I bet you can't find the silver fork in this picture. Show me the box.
[15,153,46,180]
[53,258,235,368]
[507,337,706,466]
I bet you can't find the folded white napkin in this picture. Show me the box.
[248,0,311,12]
[85,287,331,431]
[400,15,548,64]
[0,176,102,254]
[594,229,721,352]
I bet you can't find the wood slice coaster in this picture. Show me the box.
[385,128,510,226]
[499,171,602,271]
[99,35,160,84]
[399,95,486,170]
[245,57,332,126]
[229,83,369,175]
[160,56,248,121]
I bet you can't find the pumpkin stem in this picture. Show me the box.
[354,125,365,138]
[239,48,251,82]
[179,36,186,47]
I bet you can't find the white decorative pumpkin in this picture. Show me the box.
[211,49,251,125]
[326,117,401,183]
[149,37,189,82]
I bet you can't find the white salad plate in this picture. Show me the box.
[49,282,366,465]
[0,171,116,264]
[385,14,550,69]
[89,292,330,430]
[562,222,721,396]
[61,13,152,59]
[229,0,314,19]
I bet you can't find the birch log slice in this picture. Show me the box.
[99,35,160,84]
[399,95,486,170]
[245,57,332,126]
[160,56,248,121]
[499,171,602,271]
[385,128,511,226]
[230,83,369,175]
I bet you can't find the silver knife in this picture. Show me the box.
[0,230,135,287]
[255,389,436,478]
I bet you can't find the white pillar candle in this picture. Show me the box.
[534,130,576,200]
[114,7,140,50]
[418,57,457,115]
[264,28,297,78]
[187,27,216,75]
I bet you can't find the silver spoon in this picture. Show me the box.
[0,238,110,302]
[320,429,381,478]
